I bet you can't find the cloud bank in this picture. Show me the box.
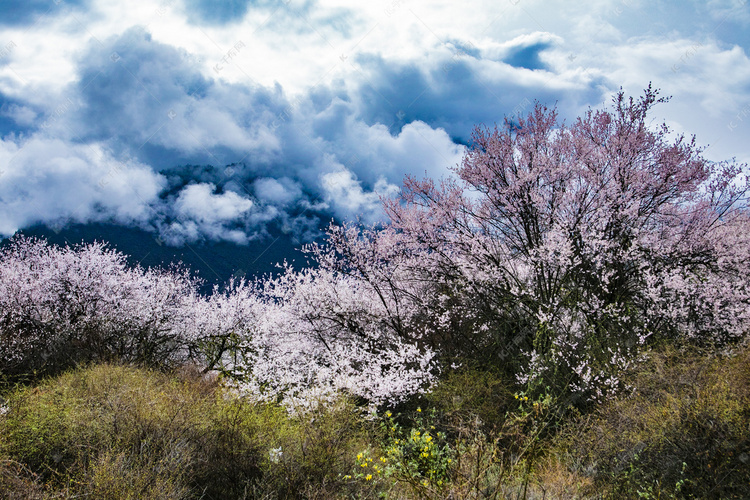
[0,0,748,245]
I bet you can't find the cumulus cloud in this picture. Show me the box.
[165,183,255,244]
[320,169,395,222]
[252,177,302,206]
[349,43,602,143]
[0,137,165,235]
[500,32,563,71]
[0,102,37,127]
[175,183,253,221]
[62,28,282,169]
[0,25,468,244]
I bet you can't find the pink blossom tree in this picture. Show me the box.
[0,237,200,379]
[0,236,437,409]
[3,86,747,408]
[319,86,750,400]
[220,263,438,411]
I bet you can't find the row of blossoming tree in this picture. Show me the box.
[1,86,748,409]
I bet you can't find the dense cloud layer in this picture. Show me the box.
[0,0,748,245]
[2,27,465,244]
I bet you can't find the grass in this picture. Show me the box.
[1,344,749,499]
[558,343,750,499]
[0,363,373,499]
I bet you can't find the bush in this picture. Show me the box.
[0,458,48,500]
[561,344,750,498]
[0,363,375,499]
[0,364,218,496]
[353,407,455,493]
[423,365,515,430]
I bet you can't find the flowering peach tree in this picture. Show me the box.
[0,237,199,378]
[307,86,750,401]
[223,264,438,411]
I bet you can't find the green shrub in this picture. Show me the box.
[0,364,216,497]
[0,363,374,499]
[423,365,515,430]
[2,346,747,499]
[352,407,455,494]
[562,344,750,499]
[263,398,376,499]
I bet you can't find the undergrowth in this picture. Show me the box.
[1,344,748,499]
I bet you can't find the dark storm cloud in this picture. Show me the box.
[0,22,611,246]
[1,0,748,250]
[68,28,284,170]
[351,49,602,144]
[503,41,553,71]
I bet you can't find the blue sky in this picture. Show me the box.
[0,0,748,245]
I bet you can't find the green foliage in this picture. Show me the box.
[1,345,748,499]
[562,344,750,499]
[0,364,236,497]
[423,365,514,429]
[349,381,566,499]
[0,363,372,499]
[351,407,455,495]
[259,397,374,499]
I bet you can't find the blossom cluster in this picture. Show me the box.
[322,86,750,400]
[0,237,198,376]
[0,237,437,409]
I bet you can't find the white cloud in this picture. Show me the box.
[0,103,37,126]
[167,183,255,244]
[174,183,253,222]
[0,136,164,236]
[603,37,750,163]
[253,177,302,206]
[320,167,398,223]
